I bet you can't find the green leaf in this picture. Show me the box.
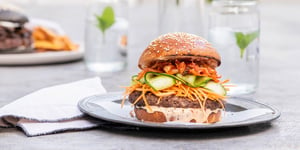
[176,0,180,6]
[206,0,213,3]
[234,31,259,58]
[95,6,115,35]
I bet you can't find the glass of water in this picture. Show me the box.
[158,0,205,35]
[208,0,260,95]
[85,0,128,73]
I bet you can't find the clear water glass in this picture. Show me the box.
[85,0,128,73]
[208,0,260,95]
[158,0,205,35]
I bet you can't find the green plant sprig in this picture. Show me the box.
[176,0,180,6]
[234,31,259,58]
[95,6,115,40]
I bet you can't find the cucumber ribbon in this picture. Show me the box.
[132,72,212,90]
[131,72,226,96]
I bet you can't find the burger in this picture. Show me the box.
[0,8,33,53]
[123,32,228,123]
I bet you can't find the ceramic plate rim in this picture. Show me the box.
[78,92,280,129]
[0,48,83,65]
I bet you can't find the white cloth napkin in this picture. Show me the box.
[0,77,107,137]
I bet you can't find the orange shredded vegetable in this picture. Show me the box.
[142,61,222,82]
[121,61,230,115]
[122,80,227,111]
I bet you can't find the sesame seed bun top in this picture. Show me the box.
[138,32,221,69]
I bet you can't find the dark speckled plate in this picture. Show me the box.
[78,92,280,129]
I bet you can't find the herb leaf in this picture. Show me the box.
[234,31,259,58]
[206,0,213,3]
[176,0,180,6]
[95,6,115,35]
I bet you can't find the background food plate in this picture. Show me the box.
[78,92,280,129]
[0,18,83,65]
[0,48,83,65]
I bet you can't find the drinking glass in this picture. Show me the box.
[85,0,128,73]
[158,0,205,35]
[208,0,260,95]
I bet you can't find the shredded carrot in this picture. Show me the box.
[188,66,220,82]
[121,82,143,107]
[122,60,229,114]
[221,79,230,84]
[156,97,162,105]
[141,84,152,112]
[139,61,221,83]
[122,80,226,111]
[137,68,161,80]
[163,65,178,74]
[175,60,186,74]
[133,94,143,105]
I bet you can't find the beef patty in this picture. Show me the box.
[128,91,224,110]
[0,26,32,51]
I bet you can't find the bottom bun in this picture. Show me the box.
[134,106,222,123]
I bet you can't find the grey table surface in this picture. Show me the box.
[1,0,300,149]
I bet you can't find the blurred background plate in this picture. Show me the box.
[0,47,83,65]
[0,17,83,65]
